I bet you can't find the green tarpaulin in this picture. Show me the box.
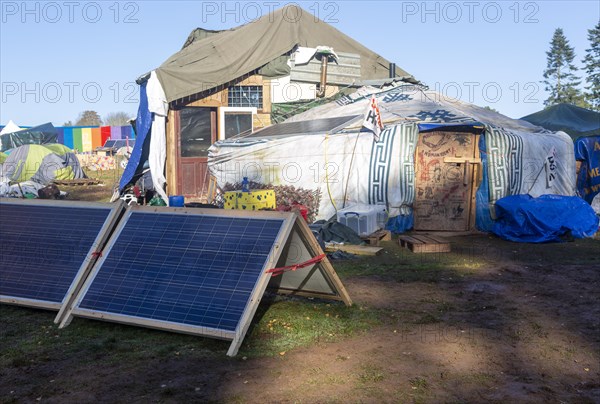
[521,104,600,140]
[156,6,415,103]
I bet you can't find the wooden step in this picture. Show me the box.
[361,229,392,246]
[53,179,102,186]
[398,234,451,253]
[325,244,383,256]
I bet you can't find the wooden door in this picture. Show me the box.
[175,107,217,200]
[414,131,480,231]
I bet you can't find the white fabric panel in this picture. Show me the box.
[209,123,418,220]
[147,71,169,205]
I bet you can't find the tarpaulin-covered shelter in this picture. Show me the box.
[208,84,576,233]
[0,123,59,152]
[121,5,417,202]
[1,144,85,185]
[520,104,600,140]
[520,104,600,204]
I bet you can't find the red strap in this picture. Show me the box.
[266,254,326,277]
[91,251,102,258]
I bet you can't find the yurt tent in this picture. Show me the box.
[1,144,85,184]
[208,84,576,233]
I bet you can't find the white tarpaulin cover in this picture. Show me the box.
[209,84,575,222]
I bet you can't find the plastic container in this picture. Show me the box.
[169,195,185,207]
[336,204,387,236]
[241,177,250,192]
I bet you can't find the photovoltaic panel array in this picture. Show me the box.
[0,199,123,311]
[247,115,361,138]
[63,207,293,354]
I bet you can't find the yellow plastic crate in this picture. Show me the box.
[223,190,276,210]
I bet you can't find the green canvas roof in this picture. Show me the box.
[156,6,415,103]
[520,104,600,139]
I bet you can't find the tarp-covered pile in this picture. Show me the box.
[492,194,599,243]
[208,84,577,232]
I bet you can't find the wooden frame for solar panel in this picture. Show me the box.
[60,206,351,356]
[0,199,125,319]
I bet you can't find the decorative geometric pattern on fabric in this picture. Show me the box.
[409,109,474,123]
[382,91,412,103]
[486,126,525,204]
[368,126,396,204]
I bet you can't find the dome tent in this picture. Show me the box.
[43,143,87,180]
[1,144,85,184]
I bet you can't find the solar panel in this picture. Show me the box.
[0,199,124,313]
[61,207,298,355]
[248,115,361,139]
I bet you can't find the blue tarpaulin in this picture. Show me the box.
[574,136,600,204]
[476,134,494,232]
[492,194,599,243]
[119,82,152,191]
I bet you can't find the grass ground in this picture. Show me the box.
[60,168,123,203]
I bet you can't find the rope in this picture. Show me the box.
[266,254,326,276]
[324,134,338,212]
[342,132,361,209]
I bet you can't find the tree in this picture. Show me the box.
[63,120,73,127]
[75,110,103,126]
[103,111,132,126]
[582,21,600,111]
[542,28,585,107]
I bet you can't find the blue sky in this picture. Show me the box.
[1,1,598,126]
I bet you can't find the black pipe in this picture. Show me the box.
[389,63,396,78]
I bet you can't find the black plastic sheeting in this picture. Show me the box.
[312,219,364,244]
[492,194,599,243]
[0,123,58,152]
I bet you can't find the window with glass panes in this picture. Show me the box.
[228,86,263,109]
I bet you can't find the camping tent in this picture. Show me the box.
[520,104,600,140]
[0,152,6,164]
[43,143,87,180]
[0,120,22,136]
[208,84,576,233]
[1,144,85,184]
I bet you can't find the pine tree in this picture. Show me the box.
[582,21,600,111]
[542,28,585,107]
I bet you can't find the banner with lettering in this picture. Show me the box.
[575,136,600,204]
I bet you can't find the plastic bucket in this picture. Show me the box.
[169,195,185,207]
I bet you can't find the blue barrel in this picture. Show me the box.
[169,195,185,207]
